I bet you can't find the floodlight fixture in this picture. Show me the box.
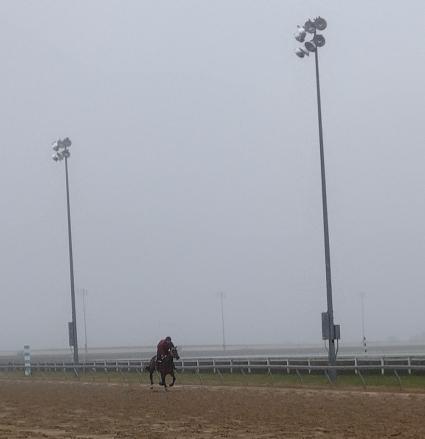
[294,16,326,59]
[314,17,327,31]
[62,137,72,148]
[52,137,72,161]
[304,19,316,34]
[305,41,317,52]
[295,47,306,58]
[314,34,326,48]
[294,26,306,42]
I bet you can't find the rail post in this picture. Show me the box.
[394,369,402,389]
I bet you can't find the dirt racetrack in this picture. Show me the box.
[1,380,425,438]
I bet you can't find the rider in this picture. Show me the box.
[156,336,174,363]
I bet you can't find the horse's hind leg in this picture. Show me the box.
[169,371,176,387]
[149,371,154,388]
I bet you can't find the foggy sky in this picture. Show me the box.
[1,1,425,351]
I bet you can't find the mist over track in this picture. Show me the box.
[1,342,425,363]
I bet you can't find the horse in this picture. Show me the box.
[145,345,180,389]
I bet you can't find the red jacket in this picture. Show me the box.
[157,339,173,357]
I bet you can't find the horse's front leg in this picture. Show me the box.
[169,371,176,387]
[161,372,168,390]
[149,370,154,388]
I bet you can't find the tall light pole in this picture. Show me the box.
[360,293,367,353]
[52,137,79,365]
[80,288,89,358]
[218,292,226,351]
[294,17,340,380]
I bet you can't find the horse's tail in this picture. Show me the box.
[144,356,157,372]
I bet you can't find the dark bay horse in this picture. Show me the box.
[145,346,180,389]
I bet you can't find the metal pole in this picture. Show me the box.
[219,292,226,351]
[361,293,367,353]
[314,48,336,379]
[64,156,79,364]
[82,288,88,357]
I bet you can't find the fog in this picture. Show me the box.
[1,1,425,351]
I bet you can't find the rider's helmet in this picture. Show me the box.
[165,336,172,342]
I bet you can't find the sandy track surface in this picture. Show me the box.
[0,380,424,438]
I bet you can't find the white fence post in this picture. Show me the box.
[24,345,31,377]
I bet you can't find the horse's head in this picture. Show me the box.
[170,345,180,360]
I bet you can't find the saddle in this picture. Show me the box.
[156,354,168,367]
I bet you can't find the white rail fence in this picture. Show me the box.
[1,355,425,376]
